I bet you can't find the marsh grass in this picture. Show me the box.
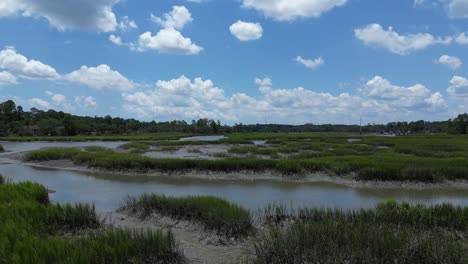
[261,200,468,231]
[0,143,4,152]
[23,133,468,183]
[0,180,186,263]
[250,221,468,264]
[121,194,253,238]
[83,146,113,154]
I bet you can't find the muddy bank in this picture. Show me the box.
[108,210,256,264]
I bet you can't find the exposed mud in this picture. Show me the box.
[107,210,257,264]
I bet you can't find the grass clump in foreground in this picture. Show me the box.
[250,221,468,264]
[249,200,468,264]
[261,200,468,231]
[0,179,185,263]
[121,194,253,238]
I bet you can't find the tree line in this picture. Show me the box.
[0,100,467,136]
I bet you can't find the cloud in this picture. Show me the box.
[0,0,120,32]
[295,56,324,70]
[445,0,468,18]
[151,6,192,30]
[362,76,446,110]
[241,0,347,21]
[456,32,468,45]
[354,24,451,55]
[65,64,135,91]
[133,29,203,55]
[255,77,272,87]
[122,75,447,124]
[109,34,124,46]
[117,16,137,31]
[0,48,59,79]
[28,98,50,109]
[0,71,17,85]
[447,76,468,97]
[437,55,462,70]
[229,20,263,41]
[75,96,98,109]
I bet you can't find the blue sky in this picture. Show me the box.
[0,0,468,124]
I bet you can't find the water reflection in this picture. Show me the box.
[1,164,468,213]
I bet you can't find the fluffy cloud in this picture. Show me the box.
[151,6,192,30]
[0,0,119,32]
[437,55,462,70]
[0,48,59,79]
[447,76,468,97]
[363,76,446,110]
[355,24,451,55]
[295,56,324,70]
[65,64,135,91]
[28,98,50,109]
[109,34,124,46]
[255,77,272,87]
[241,0,347,21]
[117,16,137,31]
[75,96,98,109]
[134,29,203,55]
[229,21,263,41]
[0,71,17,85]
[131,6,202,55]
[122,75,447,124]
[456,32,468,45]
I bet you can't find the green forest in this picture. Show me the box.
[1,100,467,136]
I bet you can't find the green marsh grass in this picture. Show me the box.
[250,221,468,264]
[23,133,468,183]
[0,180,185,263]
[0,143,4,152]
[261,200,468,231]
[121,194,253,238]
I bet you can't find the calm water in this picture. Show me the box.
[1,141,468,213]
[179,135,225,141]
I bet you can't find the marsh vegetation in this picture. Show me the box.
[121,194,253,238]
[22,133,468,183]
[0,175,185,263]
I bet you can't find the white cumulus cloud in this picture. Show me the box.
[447,76,468,97]
[456,32,468,45]
[122,75,447,124]
[65,64,135,91]
[117,16,137,31]
[241,0,347,21]
[295,56,324,70]
[151,6,192,30]
[0,0,120,32]
[134,29,203,55]
[28,98,51,109]
[109,34,124,46]
[0,48,59,80]
[229,20,263,41]
[355,24,451,55]
[0,71,17,85]
[362,76,446,110]
[437,55,462,70]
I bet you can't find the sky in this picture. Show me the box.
[0,0,468,125]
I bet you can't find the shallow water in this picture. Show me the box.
[1,163,468,213]
[1,141,468,213]
[0,141,127,154]
[179,135,225,141]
